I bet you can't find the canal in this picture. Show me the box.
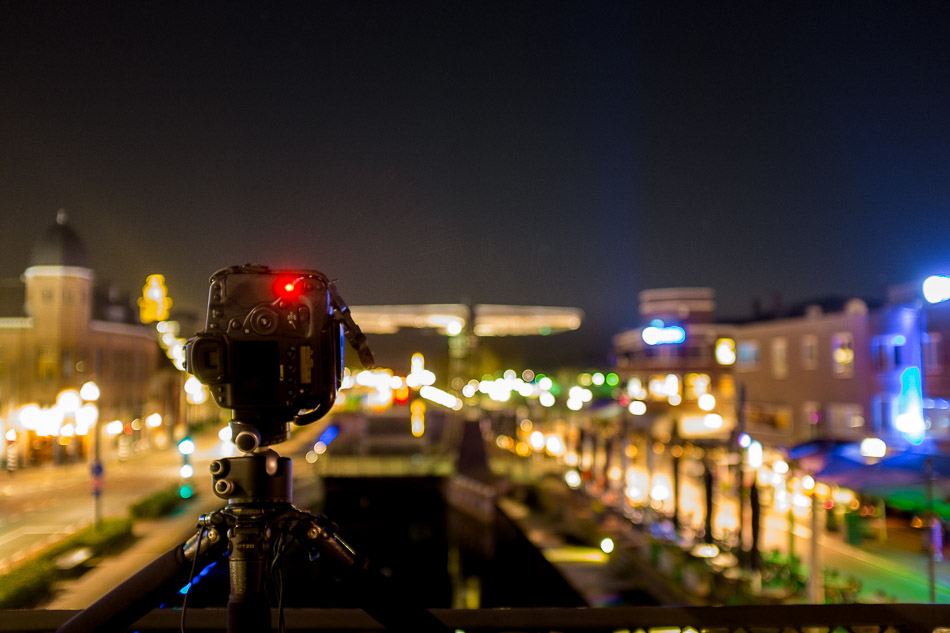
[172,475,586,610]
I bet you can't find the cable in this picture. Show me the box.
[180,527,206,633]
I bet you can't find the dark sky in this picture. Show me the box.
[1,1,949,367]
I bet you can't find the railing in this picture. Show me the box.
[5,605,948,633]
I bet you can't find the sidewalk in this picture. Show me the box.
[45,494,223,609]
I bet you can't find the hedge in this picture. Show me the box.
[129,484,189,519]
[0,517,133,609]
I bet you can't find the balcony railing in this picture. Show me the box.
[5,605,948,633]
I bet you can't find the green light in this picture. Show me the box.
[606,373,620,387]
[177,437,195,455]
[179,484,194,499]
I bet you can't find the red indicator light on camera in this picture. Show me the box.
[275,277,302,300]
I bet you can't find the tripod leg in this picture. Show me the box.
[56,523,227,633]
[227,519,272,633]
[291,513,452,633]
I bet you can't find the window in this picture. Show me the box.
[802,335,818,370]
[802,401,822,438]
[923,332,943,375]
[737,341,760,370]
[38,346,57,380]
[62,349,72,379]
[772,337,788,378]
[871,334,907,371]
[828,403,864,434]
[832,332,854,377]
[747,402,792,430]
[685,373,711,399]
[871,395,895,435]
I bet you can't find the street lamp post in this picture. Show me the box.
[80,381,102,528]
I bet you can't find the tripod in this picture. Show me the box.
[56,446,451,633]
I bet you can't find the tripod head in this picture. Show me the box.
[185,264,375,451]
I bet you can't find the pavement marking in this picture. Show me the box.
[0,525,71,547]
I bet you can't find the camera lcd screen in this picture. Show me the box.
[231,341,280,407]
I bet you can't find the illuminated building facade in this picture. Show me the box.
[613,285,950,453]
[0,212,159,465]
[729,298,876,447]
[612,288,738,442]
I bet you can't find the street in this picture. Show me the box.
[2,413,949,607]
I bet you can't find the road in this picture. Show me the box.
[0,431,233,573]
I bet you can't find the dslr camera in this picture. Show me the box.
[186,264,373,451]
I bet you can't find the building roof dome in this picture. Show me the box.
[28,209,90,268]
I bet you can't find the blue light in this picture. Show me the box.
[896,367,925,445]
[641,319,686,345]
[178,562,218,594]
[317,424,339,446]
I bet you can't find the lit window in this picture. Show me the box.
[832,332,854,378]
[737,341,760,370]
[772,337,787,379]
[828,403,864,433]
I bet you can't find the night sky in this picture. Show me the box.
[1,2,949,367]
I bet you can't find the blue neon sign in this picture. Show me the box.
[641,320,686,345]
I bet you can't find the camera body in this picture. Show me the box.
[186,265,343,445]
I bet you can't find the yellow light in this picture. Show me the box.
[529,430,545,451]
[715,338,737,365]
[545,435,565,456]
[4,430,16,442]
[56,390,82,413]
[628,400,647,415]
[80,381,100,402]
[410,399,425,437]
[419,385,462,410]
[138,274,173,323]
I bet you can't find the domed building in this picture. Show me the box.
[0,211,160,466]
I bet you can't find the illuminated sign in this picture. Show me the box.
[641,320,686,345]
[139,274,172,323]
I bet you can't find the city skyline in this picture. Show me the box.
[1,2,948,365]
